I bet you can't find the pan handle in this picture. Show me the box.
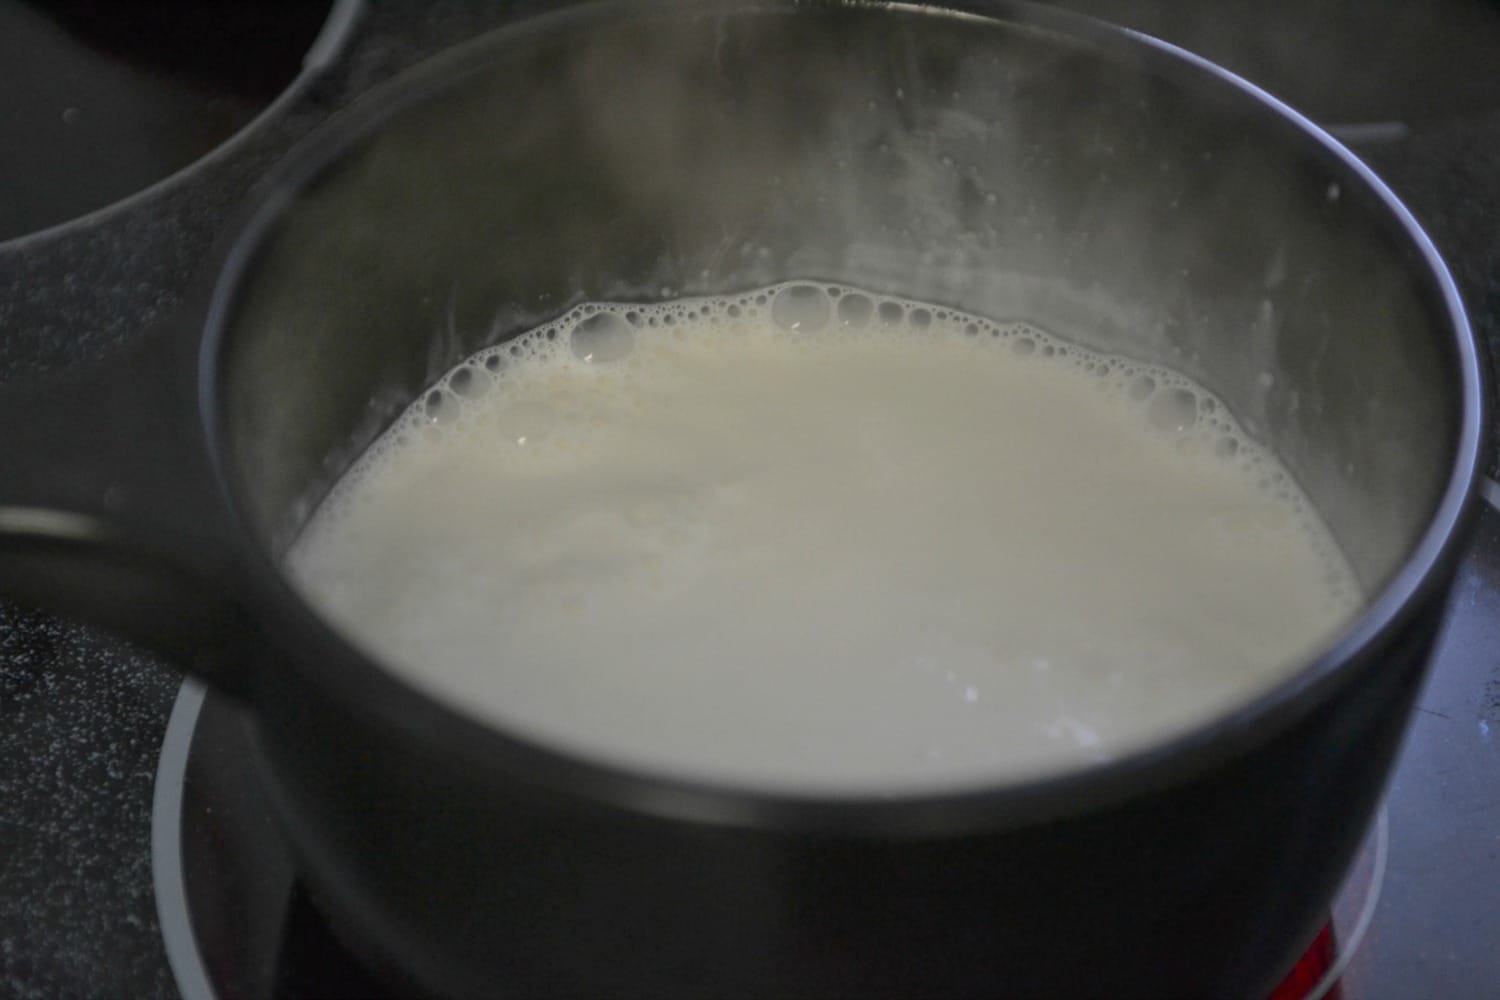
[0,327,260,702]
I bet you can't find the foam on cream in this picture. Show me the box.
[288,282,1360,792]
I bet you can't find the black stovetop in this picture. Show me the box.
[2,2,1498,998]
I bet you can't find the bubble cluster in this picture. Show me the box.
[309,279,1356,613]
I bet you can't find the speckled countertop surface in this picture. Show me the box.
[1,2,1497,998]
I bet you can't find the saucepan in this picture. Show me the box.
[0,1,1485,996]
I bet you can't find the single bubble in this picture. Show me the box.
[1147,388,1199,433]
[964,322,980,336]
[1012,337,1036,357]
[447,365,487,399]
[423,389,459,427]
[877,301,906,325]
[484,354,504,373]
[770,284,833,332]
[1128,374,1157,401]
[727,303,742,319]
[571,312,636,363]
[624,310,642,327]
[908,308,933,329]
[836,293,874,329]
[1215,436,1240,459]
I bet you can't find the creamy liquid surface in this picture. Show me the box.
[288,283,1359,792]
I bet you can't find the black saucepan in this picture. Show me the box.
[0,2,1486,997]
